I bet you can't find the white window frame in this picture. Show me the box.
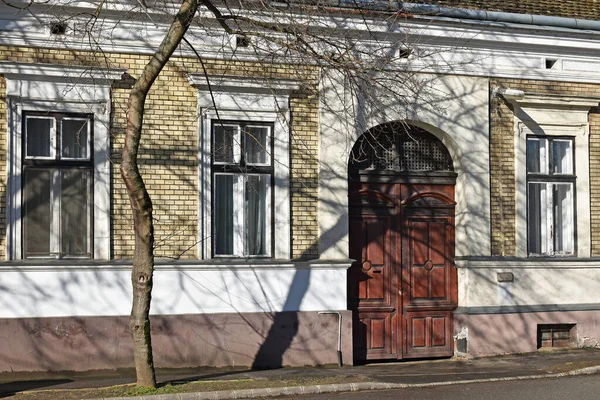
[189,74,300,259]
[0,62,124,260]
[510,94,599,258]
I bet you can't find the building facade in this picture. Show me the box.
[0,0,599,371]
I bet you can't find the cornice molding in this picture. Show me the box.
[510,93,600,108]
[0,61,125,83]
[188,74,302,94]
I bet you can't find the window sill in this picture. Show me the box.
[0,258,354,272]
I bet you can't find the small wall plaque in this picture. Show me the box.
[497,272,514,283]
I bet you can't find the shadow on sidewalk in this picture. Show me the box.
[0,379,73,398]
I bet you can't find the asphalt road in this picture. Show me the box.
[273,375,600,400]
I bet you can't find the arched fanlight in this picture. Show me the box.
[349,122,453,172]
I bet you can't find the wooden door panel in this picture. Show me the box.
[430,267,446,299]
[348,187,399,361]
[411,317,427,348]
[350,182,457,362]
[355,312,398,359]
[404,311,454,358]
[406,218,451,303]
[432,317,447,347]
[349,214,395,307]
[430,222,446,264]
[401,188,457,359]
[412,267,429,299]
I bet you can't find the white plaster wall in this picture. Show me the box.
[319,71,491,259]
[0,263,349,318]
[457,261,600,307]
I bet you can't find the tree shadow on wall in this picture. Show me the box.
[251,248,314,369]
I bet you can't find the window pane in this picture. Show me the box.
[554,183,574,254]
[245,126,269,165]
[61,169,91,256]
[214,174,234,255]
[552,139,573,174]
[528,182,548,255]
[26,118,52,158]
[245,175,268,255]
[62,119,89,159]
[214,125,237,163]
[527,138,548,174]
[24,169,52,256]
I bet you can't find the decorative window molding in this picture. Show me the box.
[188,74,300,259]
[1,62,125,260]
[508,93,600,257]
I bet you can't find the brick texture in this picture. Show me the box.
[590,110,600,256]
[0,46,320,260]
[489,80,516,256]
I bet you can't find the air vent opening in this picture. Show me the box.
[236,35,250,48]
[537,323,576,349]
[50,22,68,35]
[545,58,559,70]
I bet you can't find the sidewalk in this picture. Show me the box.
[1,348,600,399]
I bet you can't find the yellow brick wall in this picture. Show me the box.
[290,92,320,259]
[490,80,516,256]
[0,46,320,260]
[491,78,600,256]
[589,110,600,256]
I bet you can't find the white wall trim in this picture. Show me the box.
[0,259,353,272]
[0,260,352,318]
[1,63,123,260]
[187,74,301,94]
[456,258,600,269]
[0,61,125,82]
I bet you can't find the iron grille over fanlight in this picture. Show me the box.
[349,123,454,172]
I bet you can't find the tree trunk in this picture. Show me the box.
[121,0,199,387]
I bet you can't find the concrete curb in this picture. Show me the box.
[95,366,600,400]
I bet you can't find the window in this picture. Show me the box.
[211,121,273,257]
[526,136,575,256]
[22,113,93,258]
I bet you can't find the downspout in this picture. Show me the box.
[318,311,343,367]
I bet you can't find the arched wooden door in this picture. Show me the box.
[348,123,458,362]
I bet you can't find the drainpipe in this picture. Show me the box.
[331,1,600,32]
[318,311,343,367]
[492,88,525,100]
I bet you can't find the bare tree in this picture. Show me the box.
[121,0,199,387]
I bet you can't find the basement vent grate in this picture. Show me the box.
[537,324,576,349]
